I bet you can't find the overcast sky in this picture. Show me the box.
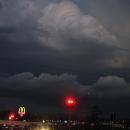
[0,0,130,117]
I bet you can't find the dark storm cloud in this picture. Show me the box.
[0,0,129,76]
[38,0,117,50]
[0,0,121,70]
[0,26,16,34]
[0,0,130,115]
[0,2,3,9]
[0,0,129,83]
[0,72,88,106]
[82,0,130,39]
[0,0,116,46]
[0,72,130,115]
[90,76,130,98]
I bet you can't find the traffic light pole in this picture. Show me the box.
[65,96,76,130]
[68,109,71,130]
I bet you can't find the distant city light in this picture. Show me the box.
[64,120,68,124]
[40,126,50,130]
[42,120,46,123]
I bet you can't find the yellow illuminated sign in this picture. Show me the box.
[18,107,26,117]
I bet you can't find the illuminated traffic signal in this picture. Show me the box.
[8,113,15,121]
[65,96,76,108]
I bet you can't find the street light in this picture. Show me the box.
[65,96,76,108]
[64,96,76,130]
[42,120,46,123]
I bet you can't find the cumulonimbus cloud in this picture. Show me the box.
[0,72,130,103]
[0,72,87,103]
[38,0,116,50]
[90,76,130,98]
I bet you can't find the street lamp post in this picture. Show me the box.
[65,96,76,130]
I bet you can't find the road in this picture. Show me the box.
[0,120,43,126]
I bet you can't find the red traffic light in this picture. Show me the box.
[9,113,15,121]
[65,96,76,108]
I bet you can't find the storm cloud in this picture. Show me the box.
[0,0,127,72]
[0,72,87,107]
[0,0,130,115]
[38,0,116,50]
[0,72,130,114]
